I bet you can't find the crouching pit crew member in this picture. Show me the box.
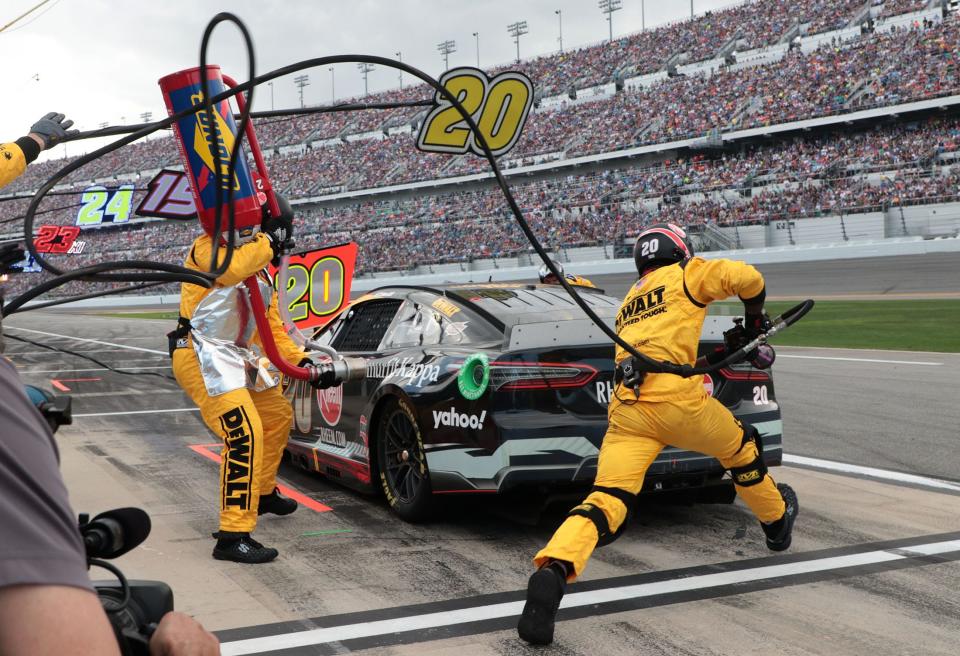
[170,195,315,564]
[538,258,596,288]
[518,223,798,645]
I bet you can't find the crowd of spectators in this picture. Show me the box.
[3,115,959,296]
[3,5,951,201]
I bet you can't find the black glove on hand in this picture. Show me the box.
[0,243,25,275]
[29,112,78,149]
[743,311,772,341]
[262,213,294,264]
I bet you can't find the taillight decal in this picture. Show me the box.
[719,367,770,382]
[490,360,599,391]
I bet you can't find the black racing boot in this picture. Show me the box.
[762,483,799,552]
[258,488,298,516]
[518,561,568,645]
[212,531,279,563]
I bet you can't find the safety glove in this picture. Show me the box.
[29,112,79,149]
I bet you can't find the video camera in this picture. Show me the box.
[81,507,174,656]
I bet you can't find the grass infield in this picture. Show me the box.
[713,299,960,353]
[105,300,960,353]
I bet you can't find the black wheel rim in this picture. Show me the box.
[382,408,427,504]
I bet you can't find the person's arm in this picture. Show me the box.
[263,294,306,366]
[681,257,765,307]
[0,139,37,189]
[187,233,273,287]
[0,585,121,656]
[0,113,78,190]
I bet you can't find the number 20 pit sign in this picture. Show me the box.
[269,242,358,331]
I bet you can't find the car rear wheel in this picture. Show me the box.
[376,398,435,521]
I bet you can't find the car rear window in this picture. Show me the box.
[445,284,619,323]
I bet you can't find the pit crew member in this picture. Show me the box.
[170,196,308,564]
[538,258,596,288]
[518,223,798,645]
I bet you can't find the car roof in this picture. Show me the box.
[368,283,621,329]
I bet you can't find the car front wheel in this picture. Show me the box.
[376,398,435,521]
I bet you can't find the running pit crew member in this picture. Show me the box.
[518,223,798,646]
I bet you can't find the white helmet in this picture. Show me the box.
[538,258,564,283]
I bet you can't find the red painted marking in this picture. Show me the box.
[188,443,332,513]
[50,377,101,392]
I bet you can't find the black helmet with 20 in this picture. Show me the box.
[633,223,694,277]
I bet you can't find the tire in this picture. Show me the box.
[376,398,435,522]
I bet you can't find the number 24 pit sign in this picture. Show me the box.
[269,242,358,331]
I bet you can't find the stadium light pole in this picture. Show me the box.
[140,111,152,123]
[357,62,374,96]
[328,67,335,102]
[507,20,528,64]
[396,51,403,88]
[294,74,310,108]
[599,0,622,43]
[437,40,456,72]
[691,0,694,18]
[268,81,274,110]
[472,32,480,67]
[555,10,563,52]
[642,0,646,31]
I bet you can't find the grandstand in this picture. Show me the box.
[2,0,959,300]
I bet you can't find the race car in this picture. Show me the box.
[283,283,783,521]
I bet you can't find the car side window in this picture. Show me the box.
[382,302,427,349]
[383,299,470,349]
[328,299,404,352]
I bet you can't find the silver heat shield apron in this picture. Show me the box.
[189,278,278,396]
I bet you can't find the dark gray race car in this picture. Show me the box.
[284,283,783,521]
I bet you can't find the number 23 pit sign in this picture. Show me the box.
[269,242,358,331]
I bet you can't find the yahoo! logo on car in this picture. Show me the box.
[433,407,487,430]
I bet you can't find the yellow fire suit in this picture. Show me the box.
[172,233,303,533]
[534,256,785,580]
[0,138,41,189]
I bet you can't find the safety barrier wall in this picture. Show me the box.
[36,235,959,308]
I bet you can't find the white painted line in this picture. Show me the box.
[777,345,956,357]
[784,454,960,493]
[3,326,168,355]
[16,365,171,374]
[219,538,960,655]
[778,354,942,366]
[7,348,162,356]
[73,408,199,418]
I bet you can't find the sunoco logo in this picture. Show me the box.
[317,385,343,427]
[190,93,240,191]
[433,407,487,430]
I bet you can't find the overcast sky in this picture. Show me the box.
[2,0,735,160]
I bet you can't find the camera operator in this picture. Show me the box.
[0,355,220,655]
